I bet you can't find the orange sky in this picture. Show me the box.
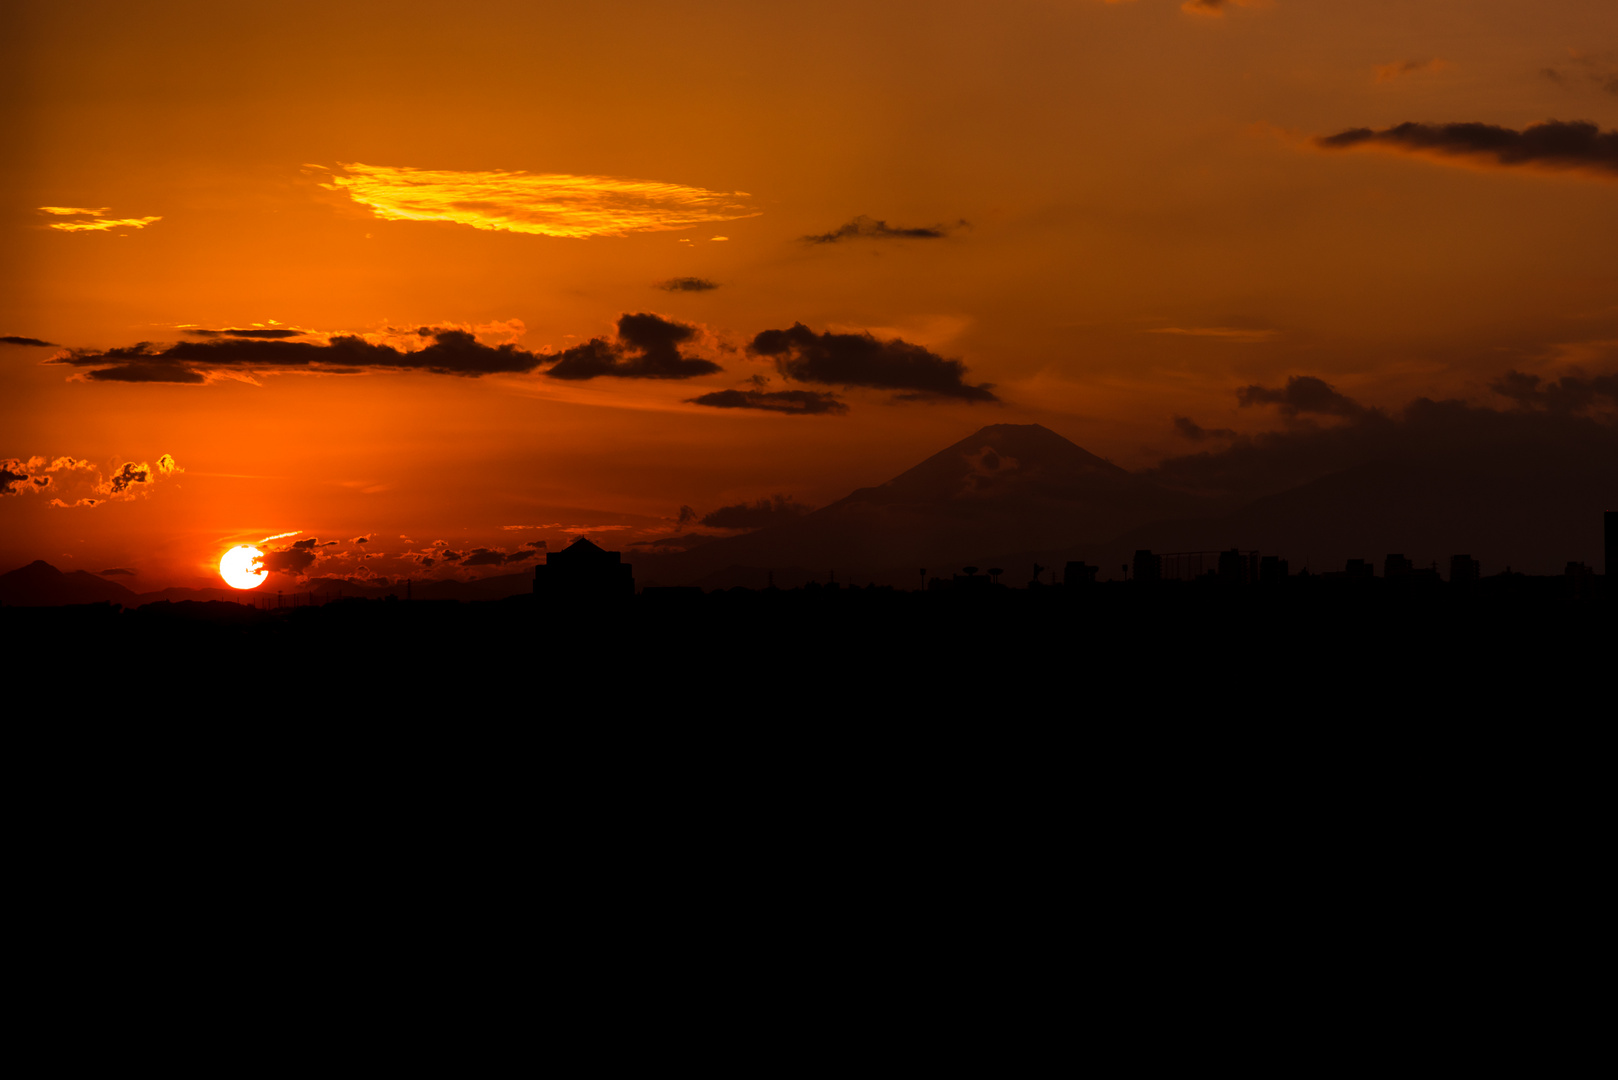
[3,0,1615,590]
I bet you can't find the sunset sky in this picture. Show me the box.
[3,0,1615,590]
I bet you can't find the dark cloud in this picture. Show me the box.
[1316,120,1618,176]
[803,215,967,244]
[55,328,550,383]
[184,328,305,338]
[1237,376,1371,419]
[1490,369,1618,413]
[1,464,34,495]
[83,362,208,384]
[1174,416,1238,441]
[748,323,997,402]
[1,335,58,347]
[103,462,151,495]
[657,277,719,292]
[1147,374,1618,506]
[700,495,814,531]
[257,544,318,576]
[99,568,136,576]
[687,388,849,414]
[461,547,538,567]
[545,313,721,380]
[677,505,697,527]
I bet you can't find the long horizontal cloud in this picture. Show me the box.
[2,335,58,347]
[748,323,997,402]
[59,316,720,384]
[803,215,966,243]
[1316,120,1618,178]
[687,388,848,415]
[657,277,718,292]
[54,330,544,383]
[185,328,305,338]
[320,162,760,238]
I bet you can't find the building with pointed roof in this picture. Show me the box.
[532,537,635,599]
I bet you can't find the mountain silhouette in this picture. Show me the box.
[643,408,1616,584]
[643,424,1203,581]
[0,560,139,606]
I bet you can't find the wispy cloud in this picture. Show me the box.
[1373,58,1450,84]
[1181,0,1268,17]
[1541,50,1618,97]
[39,206,161,232]
[803,215,967,244]
[1147,326,1278,343]
[318,162,761,238]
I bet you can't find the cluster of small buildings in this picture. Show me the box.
[534,512,1616,598]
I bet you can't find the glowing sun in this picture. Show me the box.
[220,545,267,590]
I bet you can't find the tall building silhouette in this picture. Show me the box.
[533,537,635,598]
[1606,511,1615,576]
[1449,555,1480,585]
[1132,550,1162,583]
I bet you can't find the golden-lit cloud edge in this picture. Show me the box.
[317,162,761,238]
[1,453,180,507]
[38,206,162,232]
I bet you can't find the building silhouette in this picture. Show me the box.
[1607,511,1615,576]
[1064,561,1099,586]
[1132,550,1162,583]
[533,537,635,598]
[1449,555,1480,585]
[1259,555,1289,584]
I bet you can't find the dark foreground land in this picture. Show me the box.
[7,572,1610,716]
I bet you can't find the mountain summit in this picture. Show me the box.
[649,424,1199,580]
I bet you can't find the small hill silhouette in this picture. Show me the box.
[0,560,138,606]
